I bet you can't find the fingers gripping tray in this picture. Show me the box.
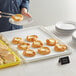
[0,35,21,69]
[1,26,72,63]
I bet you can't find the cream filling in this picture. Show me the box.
[28,36,33,39]
[49,40,55,43]
[41,48,46,51]
[26,51,33,54]
[34,42,40,45]
[57,45,62,48]
[21,45,27,48]
[41,48,49,52]
[15,38,21,41]
[15,16,21,19]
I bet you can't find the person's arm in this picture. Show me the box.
[20,0,31,17]
[21,0,30,11]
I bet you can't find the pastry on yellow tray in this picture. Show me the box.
[11,14,23,21]
[18,42,30,50]
[0,57,4,65]
[54,44,67,52]
[32,40,43,48]
[23,49,36,57]
[12,37,23,44]
[0,49,16,64]
[46,38,58,46]
[2,54,16,64]
[0,40,21,69]
[26,35,38,42]
[38,47,51,55]
[0,43,8,50]
[0,49,11,56]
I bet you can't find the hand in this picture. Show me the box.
[21,8,32,18]
[0,11,2,18]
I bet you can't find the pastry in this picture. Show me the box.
[46,38,58,46]
[18,42,30,50]
[12,37,23,44]
[11,14,23,21]
[0,49,11,57]
[0,43,8,50]
[0,57,4,65]
[26,35,38,42]
[38,47,51,55]
[23,49,36,57]
[3,54,16,64]
[32,40,43,48]
[54,44,67,52]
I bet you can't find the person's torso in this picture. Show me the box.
[0,0,23,32]
[0,0,23,14]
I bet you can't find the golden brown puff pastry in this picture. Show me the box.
[54,44,67,52]
[46,38,58,46]
[12,37,23,44]
[38,47,51,55]
[32,40,43,48]
[11,14,23,21]
[23,49,36,57]
[26,35,38,42]
[18,42,30,50]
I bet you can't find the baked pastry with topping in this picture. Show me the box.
[18,42,30,50]
[3,54,16,64]
[23,49,36,57]
[32,40,43,48]
[38,47,51,55]
[0,49,11,57]
[26,35,38,42]
[54,44,67,52]
[12,37,23,44]
[11,14,23,21]
[46,38,58,46]
[0,43,8,50]
[0,57,4,65]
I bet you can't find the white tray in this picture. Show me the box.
[1,26,72,63]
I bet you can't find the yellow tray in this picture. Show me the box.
[0,40,21,69]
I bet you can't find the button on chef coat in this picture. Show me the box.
[0,0,30,32]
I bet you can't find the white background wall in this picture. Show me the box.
[67,0,76,21]
[29,0,69,25]
[29,0,76,25]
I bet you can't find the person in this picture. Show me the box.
[0,0,31,32]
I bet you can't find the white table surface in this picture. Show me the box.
[0,25,76,76]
